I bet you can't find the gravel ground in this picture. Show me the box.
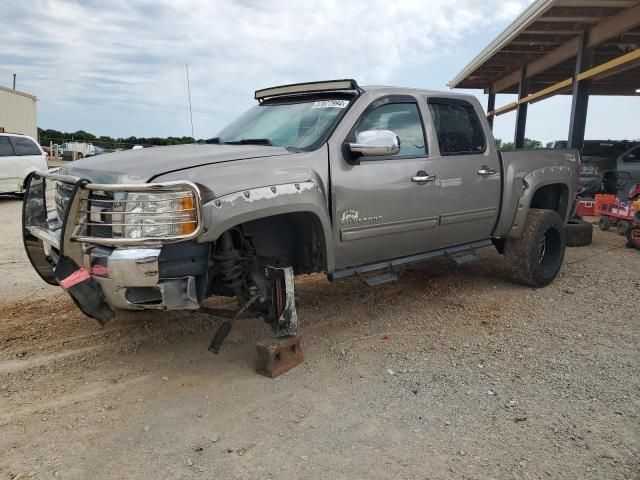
[0,195,638,480]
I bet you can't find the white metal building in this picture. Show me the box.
[0,85,38,139]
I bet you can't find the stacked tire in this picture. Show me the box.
[565,218,592,247]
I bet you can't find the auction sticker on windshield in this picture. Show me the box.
[311,100,349,109]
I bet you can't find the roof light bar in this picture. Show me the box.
[255,79,359,100]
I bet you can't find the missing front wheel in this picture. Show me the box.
[206,266,299,354]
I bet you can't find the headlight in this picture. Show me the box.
[580,165,597,176]
[124,191,197,239]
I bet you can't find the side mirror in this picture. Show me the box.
[348,130,401,158]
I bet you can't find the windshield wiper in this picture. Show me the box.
[225,138,274,146]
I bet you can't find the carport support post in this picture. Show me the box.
[568,32,593,150]
[514,67,528,149]
[487,84,496,129]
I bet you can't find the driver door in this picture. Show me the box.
[329,95,446,269]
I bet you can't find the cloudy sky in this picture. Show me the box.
[3,0,638,144]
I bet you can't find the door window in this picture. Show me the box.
[428,100,486,155]
[352,102,426,157]
[10,137,41,156]
[0,137,15,157]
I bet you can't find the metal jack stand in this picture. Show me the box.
[256,267,303,378]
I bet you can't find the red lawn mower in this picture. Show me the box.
[597,184,640,238]
[626,209,640,250]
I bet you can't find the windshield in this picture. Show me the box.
[216,99,350,150]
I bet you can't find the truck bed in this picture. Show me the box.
[494,148,579,238]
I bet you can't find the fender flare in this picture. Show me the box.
[506,165,575,239]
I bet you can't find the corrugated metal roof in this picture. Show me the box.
[0,84,38,101]
[449,0,640,95]
[449,0,558,89]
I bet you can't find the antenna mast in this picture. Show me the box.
[186,64,195,141]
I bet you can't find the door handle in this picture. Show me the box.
[477,166,497,176]
[412,171,437,183]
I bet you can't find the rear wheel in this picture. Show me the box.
[505,209,566,287]
[617,220,630,236]
[598,217,611,231]
[626,226,640,249]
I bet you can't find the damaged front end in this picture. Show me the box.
[22,171,208,324]
[23,171,303,375]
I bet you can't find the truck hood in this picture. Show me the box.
[59,143,292,184]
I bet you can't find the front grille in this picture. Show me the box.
[87,191,115,238]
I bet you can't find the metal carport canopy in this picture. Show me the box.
[448,0,640,148]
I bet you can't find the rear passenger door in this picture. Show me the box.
[425,97,501,246]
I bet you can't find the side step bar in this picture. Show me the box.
[450,253,479,265]
[328,239,492,281]
[362,272,398,287]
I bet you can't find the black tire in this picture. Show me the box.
[626,226,640,250]
[617,220,630,236]
[598,217,611,231]
[565,218,593,247]
[505,209,566,287]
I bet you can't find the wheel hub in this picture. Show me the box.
[538,235,547,263]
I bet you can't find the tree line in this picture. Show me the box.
[495,138,542,150]
[37,128,200,149]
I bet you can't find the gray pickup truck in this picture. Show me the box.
[23,79,579,355]
[578,140,640,196]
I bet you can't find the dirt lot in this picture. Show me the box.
[0,195,638,480]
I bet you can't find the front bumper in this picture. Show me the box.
[87,243,208,310]
[22,171,208,319]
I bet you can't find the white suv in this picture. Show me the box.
[0,132,48,194]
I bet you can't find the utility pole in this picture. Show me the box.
[12,74,16,90]
[186,64,195,141]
